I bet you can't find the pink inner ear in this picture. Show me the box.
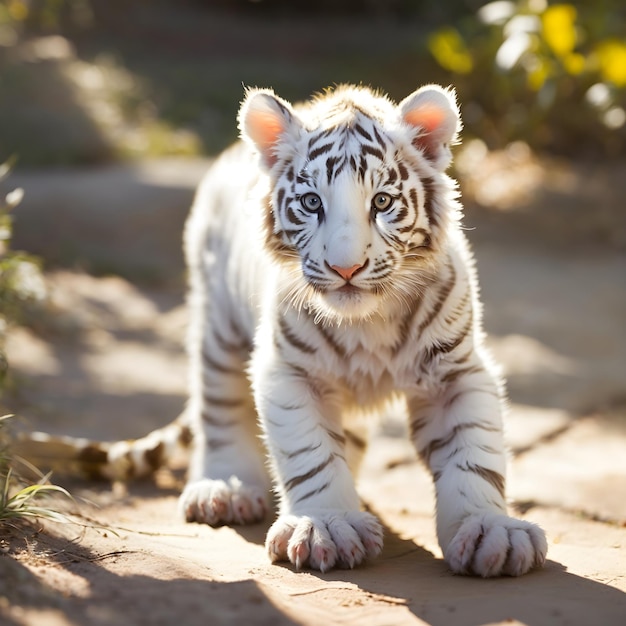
[404,105,446,134]
[248,109,286,152]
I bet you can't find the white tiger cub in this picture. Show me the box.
[179,84,547,577]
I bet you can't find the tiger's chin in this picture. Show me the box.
[313,285,383,322]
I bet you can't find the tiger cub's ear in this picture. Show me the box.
[239,88,302,169]
[399,85,461,171]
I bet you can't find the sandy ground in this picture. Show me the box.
[1,154,625,625]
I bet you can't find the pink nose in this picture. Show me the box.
[330,263,364,281]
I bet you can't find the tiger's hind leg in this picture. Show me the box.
[179,315,271,527]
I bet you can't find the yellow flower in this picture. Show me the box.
[595,40,626,87]
[428,28,474,75]
[542,4,577,57]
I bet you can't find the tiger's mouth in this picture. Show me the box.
[307,279,367,296]
[304,278,384,320]
[336,284,362,295]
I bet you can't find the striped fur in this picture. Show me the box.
[17,84,547,577]
[179,84,546,576]
[13,413,192,481]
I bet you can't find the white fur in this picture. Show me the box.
[179,84,547,577]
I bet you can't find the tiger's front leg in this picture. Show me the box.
[408,363,547,577]
[252,351,383,572]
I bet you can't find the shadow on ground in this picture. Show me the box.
[3,502,625,626]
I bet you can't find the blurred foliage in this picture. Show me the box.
[0,0,624,161]
[188,0,478,20]
[428,0,626,155]
[0,0,93,36]
[0,160,46,390]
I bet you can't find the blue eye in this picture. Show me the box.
[372,192,392,212]
[301,193,323,213]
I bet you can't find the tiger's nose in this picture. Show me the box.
[329,262,365,281]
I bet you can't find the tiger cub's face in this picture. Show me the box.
[239,85,461,321]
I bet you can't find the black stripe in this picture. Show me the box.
[385,167,398,186]
[372,124,387,149]
[408,188,418,211]
[286,362,310,380]
[361,144,385,161]
[286,205,305,226]
[422,176,438,228]
[354,123,373,141]
[202,410,236,427]
[315,323,347,360]
[270,398,306,411]
[326,156,348,185]
[307,128,333,151]
[309,142,334,160]
[295,480,331,504]
[389,205,408,224]
[378,229,404,249]
[441,364,483,384]
[335,159,347,179]
[278,316,317,354]
[418,422,500,465]
[445,287,471,325]
[457,462,506,499]
[284,227,305,239]
[203,392,244,408]
[424,313,473,364]
[297,171,312,185]
[213,330,245,353]
[202,348,239,375]
[345,428,366,450]
[453,348,473,364]
[392,292,423,355]
[286,442,322,459]
[276,187,285,211]
[401,223,425,239]
[418,259,456,335]
[326,428,346,446]
[326,156,339,184]
[409,416,428,439]
[284,454,334,492]
[444,386,501,409]
[357,154,367,181]
[294,230,313,248]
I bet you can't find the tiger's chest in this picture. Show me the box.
[298,319,429,406]
[341,351,399,405]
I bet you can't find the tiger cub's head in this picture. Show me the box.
[239,84,462,322]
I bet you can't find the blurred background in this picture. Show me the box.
[1,0,625,164]
[0,1,624,521]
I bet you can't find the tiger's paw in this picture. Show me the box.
[179,476,267,526]
[266,510,383,572]
[444,512,547,577]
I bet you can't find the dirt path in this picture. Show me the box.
[1,156,625,625]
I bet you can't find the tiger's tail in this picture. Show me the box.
[12,412,193,481]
